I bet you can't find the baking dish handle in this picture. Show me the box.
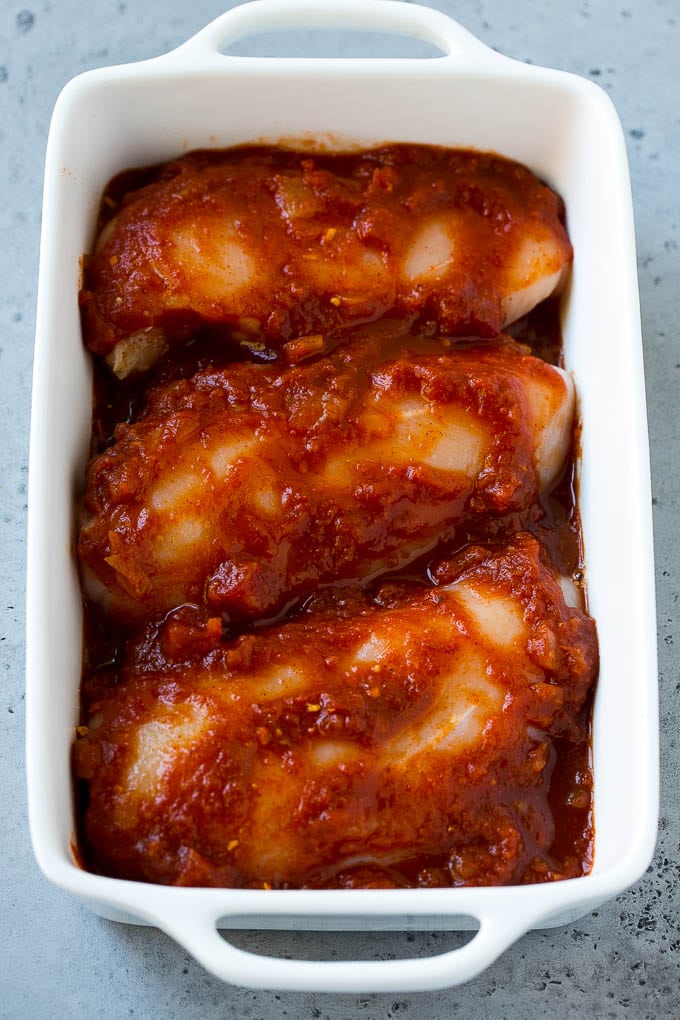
[166,0,499,68]
[154,904,542,992]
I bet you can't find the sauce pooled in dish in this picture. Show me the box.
[74,144,596,890]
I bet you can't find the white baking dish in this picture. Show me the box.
[27,0,658,994]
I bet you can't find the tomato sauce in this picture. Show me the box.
[74,146,595,889]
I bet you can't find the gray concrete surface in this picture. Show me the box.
[2,0,678,1016]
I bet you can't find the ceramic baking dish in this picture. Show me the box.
[27,0,658,993]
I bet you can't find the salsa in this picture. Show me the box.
[74,145,595,889]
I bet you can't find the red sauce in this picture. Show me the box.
[79,144,572,366]
[74,146,595,889]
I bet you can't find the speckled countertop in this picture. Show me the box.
[2,1,678,1016]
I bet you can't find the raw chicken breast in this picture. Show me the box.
[80,145,572,377]
[78,327,574,624]
[74,535,597,888]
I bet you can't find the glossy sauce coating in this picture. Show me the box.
[79,145,572,377]
[74,535,597,889]
[75,144,596,891]
[78,325,574,625]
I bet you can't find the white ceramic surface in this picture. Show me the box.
[26,0,658,994]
